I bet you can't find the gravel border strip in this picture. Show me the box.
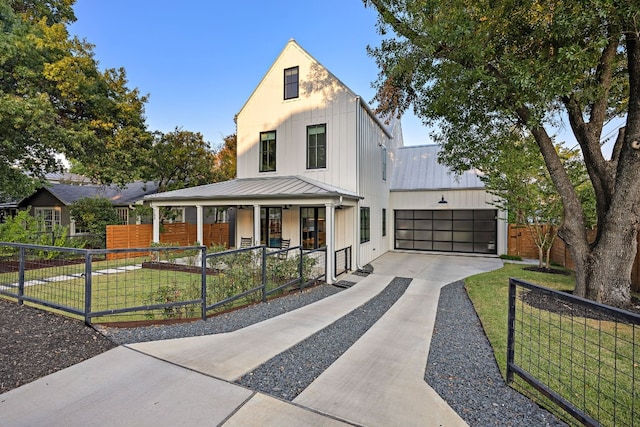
[235,277,412,401]
[425,280,567,427]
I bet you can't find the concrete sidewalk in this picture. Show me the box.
[0,253,502,427]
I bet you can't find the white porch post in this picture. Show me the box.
[253,205,261,246]
[325,203,335,284]
[196,205,203,245]
[152,205,160,243]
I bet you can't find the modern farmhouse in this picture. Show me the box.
[144,39,507,282]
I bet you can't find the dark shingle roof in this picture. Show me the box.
[22,181,159,206]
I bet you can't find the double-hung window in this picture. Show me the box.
[260,131,276,172]
[307,124,326,169]
[360,207,370,243]
[284,66,299,100]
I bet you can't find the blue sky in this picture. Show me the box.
[69,0,429,148]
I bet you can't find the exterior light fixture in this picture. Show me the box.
[438,195,448,204]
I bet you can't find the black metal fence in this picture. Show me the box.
[507,278,640,427]
[0,242,328,325]
[335,245,352,277]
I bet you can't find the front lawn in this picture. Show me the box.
[465,263,639,427]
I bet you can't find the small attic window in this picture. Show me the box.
[284,66,299,100]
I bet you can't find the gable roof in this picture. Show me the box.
[144,176,361,202]
[390,145,485,191]
[237,39,393,139]
[20,181,159,207]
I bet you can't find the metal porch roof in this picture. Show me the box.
[144,176,361,202]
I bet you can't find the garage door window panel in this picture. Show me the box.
[394,209,497,254]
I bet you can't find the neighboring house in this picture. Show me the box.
[144,39,507,282]
[18,180,159,235]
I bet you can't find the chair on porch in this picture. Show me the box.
[278,239,291,260]
[240,237,252,248]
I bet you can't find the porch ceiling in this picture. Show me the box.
[144,176,361,203]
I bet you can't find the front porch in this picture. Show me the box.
[144,176,363,284]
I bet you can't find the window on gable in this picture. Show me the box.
[260,131,276,172]
[307,124,326,169]
[360,207,370,243]
[284,66,299,100]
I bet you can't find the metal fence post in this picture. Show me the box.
[84,251,92,326]
[506,278,517,384]
[201,246,207,321]
[262,246,267,303]
[299,247,304,291]
[18,246,25,305]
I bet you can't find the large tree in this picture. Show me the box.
[0,0,151,199]
[364,0,639,307]
[481,137,595,269]
[211,133,237,182]
[145,128,218,193]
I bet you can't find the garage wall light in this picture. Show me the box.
[438,195,448,204]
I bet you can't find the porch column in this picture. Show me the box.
[325,203,335,284]
[253,205,261,246]
[196,205,203,245]
[152,205,160,243]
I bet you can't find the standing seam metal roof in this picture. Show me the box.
[143,176,361,201]
[390,145,485,190]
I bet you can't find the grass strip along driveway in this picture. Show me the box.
[466,263,640,427]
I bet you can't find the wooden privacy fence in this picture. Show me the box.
[508,224,640,291]
[106,223,230,259]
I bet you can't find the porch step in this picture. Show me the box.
[332,280,356,289]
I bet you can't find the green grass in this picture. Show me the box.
[0,250,312,323]
[465,263,639,427]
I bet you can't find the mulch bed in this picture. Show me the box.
[521,289,640,322]
[0,298,117,394]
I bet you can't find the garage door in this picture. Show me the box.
[394,210,497,254]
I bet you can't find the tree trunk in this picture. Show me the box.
[583,220,636,307]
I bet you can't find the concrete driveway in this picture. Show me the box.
[0,252,503,427]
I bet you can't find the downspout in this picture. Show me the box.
[355,97,363,270]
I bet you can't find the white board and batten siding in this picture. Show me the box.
[236,40,359,194]
[355,100,394,267]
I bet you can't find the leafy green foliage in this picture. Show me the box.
[0,209,69,247]
[68,197,120,240]
[364,0,640,306]
[479,138,595,267]
[144,128,218,193]
[0,1,152,199]
[144,280,200,319]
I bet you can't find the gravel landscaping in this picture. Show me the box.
[1,275,570,426]
[425,281,567,426]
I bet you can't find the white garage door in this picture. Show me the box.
[394,210,497,254]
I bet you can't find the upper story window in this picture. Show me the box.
[381,145,387,181]
[284,66,299,100]
[307,124,326,169]
[260,130,277,172]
